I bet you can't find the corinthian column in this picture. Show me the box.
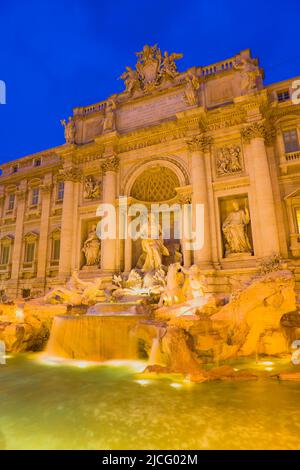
[10,181,27,283]
[100,155,119,272]
[241,122,280,256]
[58,167,80,279]
[187,134,212,268]
[36,178,52,282]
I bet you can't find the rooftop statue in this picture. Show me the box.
[60,116,76,144]
[120,44,183,94]
[233,56,260,92]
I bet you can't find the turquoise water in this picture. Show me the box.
[1,354,300,450]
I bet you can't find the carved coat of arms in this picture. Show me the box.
[120,44,183,95]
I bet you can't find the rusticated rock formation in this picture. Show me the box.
[0,314,52,352]
[210,270,296,359]
[139,270,297,374]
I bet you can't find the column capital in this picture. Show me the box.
[15,189,26,202]
[241,122,276,145]
[59,166,81,182]
[186,134,213,153]
[40,183,53,194]
[101,155,120,175]
[176,185,192,204]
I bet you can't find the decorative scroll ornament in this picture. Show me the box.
[216,145,242,176]
[186,134,213,153]
[83,175,102,200]
[59,167,81,182]
[241,122,276,145]
[120,44,183,95]
[60,116,76,144]
[101,156,120,174]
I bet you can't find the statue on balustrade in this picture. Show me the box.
[222,201,252,257]
[119,66,141,95]
[82,224,101,266]
[184,70,200,106]
[103,96,116,132]
[234,56,260,92]
[60,116,76,144]
[161,51,183,80]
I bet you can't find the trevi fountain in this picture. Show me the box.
[1,43,300,450]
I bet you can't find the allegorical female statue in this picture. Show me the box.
[82,224,101,266]
[222,201,252,257]
[139,214,169,272]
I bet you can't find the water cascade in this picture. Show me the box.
[46,313,145,361]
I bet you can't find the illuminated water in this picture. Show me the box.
[1,354,300,450]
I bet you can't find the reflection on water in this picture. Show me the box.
[1,354,300,450]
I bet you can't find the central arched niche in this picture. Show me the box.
[130,165,180,202]
[129,165,181,268]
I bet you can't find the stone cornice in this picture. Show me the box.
[212,175,250,192]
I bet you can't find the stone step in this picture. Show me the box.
[78,269,112,287]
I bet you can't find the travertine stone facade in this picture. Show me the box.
[0,46,300,298]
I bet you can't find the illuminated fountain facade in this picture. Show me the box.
[0,45,299,302]
[0,45,300,377]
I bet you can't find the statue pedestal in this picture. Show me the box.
[224,252,253,260]
[81,265,100,272]
[78,268,113,289]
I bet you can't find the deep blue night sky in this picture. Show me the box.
[0,0,299,163]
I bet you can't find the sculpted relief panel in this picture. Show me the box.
[83,175,102,200]
[216,144,243,177]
